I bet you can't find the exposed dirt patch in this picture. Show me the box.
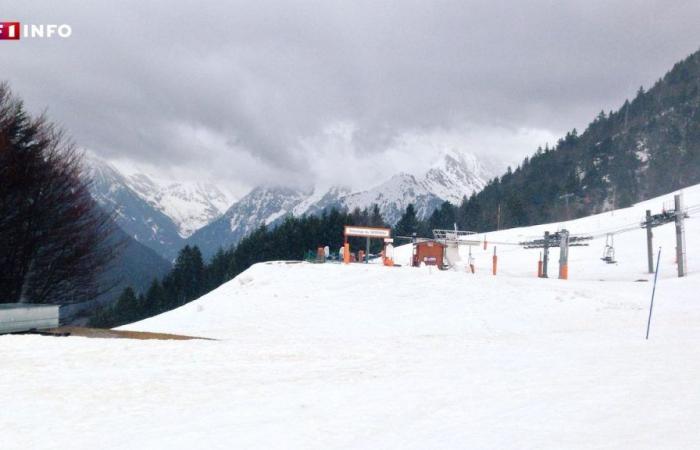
[32,327,214,341]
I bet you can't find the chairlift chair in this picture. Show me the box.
[601,233,617,264]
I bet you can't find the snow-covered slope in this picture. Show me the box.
[5,184,700,449]
[126,174,235,238]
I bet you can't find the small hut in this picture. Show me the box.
[412,240,446,268]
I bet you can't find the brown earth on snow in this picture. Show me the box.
[28,326,214,341]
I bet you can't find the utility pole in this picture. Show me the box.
[674,194,687,277]
[558,229,569,280]
[645,210,654,274]
[542,231,549,278]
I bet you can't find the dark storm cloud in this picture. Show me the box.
[3,0,700,193]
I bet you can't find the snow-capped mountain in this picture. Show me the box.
[292,186,352,217]
[85,155,237,260]
[338,173,443,224]
[84,156,185,261]
[423,150,491,205]
[126,174,235,238]
[86,149,491,260]
[320,149,491,223]
[189,149,492,259]
[187,186,311,258]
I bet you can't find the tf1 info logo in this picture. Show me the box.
[0,22,72,40]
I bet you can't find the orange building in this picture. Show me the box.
[412,241,446,268]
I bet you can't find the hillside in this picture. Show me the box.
[60,224,173,324]
[439,48,700,232]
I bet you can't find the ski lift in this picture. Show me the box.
[601,233,616,264]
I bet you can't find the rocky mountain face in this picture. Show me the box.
[126,174,234,238]
[85,156,185,261]
[186,186,311,259]
[85,156,235,260]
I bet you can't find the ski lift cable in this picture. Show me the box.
[436,202,700,248]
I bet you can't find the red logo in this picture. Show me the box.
[0,22,20,40]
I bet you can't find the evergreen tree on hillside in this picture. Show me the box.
[167,245,205,305]
[393,204,420,237]
[114,287,138,324]
[369,204,385,227]
[144,279,165,316]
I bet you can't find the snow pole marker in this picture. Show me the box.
[645,247,662,340]
[492,246,497,276]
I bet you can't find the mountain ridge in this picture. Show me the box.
[187,149,492,258]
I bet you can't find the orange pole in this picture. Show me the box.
[537,260,543,278]
[560,264,568,280]
[492,255,497,275]
[343,242,350,264]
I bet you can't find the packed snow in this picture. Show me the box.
[3,185,700,449]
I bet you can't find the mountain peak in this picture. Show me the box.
[129,175,235,238]
[84,155,236,239]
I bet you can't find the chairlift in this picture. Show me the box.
[601,233,617,264]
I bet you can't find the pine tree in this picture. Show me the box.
[145,279,165,315]
[393,204,420,237]
[114,287,138,324]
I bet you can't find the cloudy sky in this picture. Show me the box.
[4,0,700,196]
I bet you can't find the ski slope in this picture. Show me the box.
[4,186,700,449]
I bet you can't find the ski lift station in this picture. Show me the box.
[0,303,59,334]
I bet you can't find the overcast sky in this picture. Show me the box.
[4,0,700,196]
